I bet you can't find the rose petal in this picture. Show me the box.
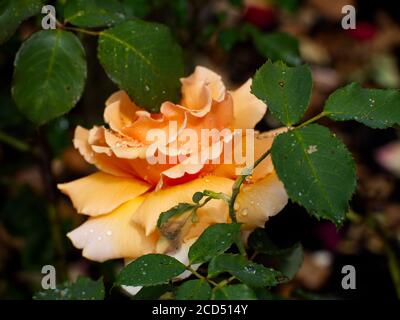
[104,91,140,133]
[74,126,135,178]
[132,176,234,236]
[230,79,267,129]
[58,172,150,216]
[236,172,288,229]
[181,66,225,107]
[67,197,155,262]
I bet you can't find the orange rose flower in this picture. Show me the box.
[57,66,288,264]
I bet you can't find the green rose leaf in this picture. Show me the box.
[0,0,43,44]
[12,30,87,125]
[122,0,152,19]
[212,284,257,300]
[33,277,104,300]
[157,203,196,229]
[208,254,285,287]
[175,279,211,300]
[253,32,301,66]
[248,228,294,255]
[116,254,186,286]
[248,229,304,280]
[324,82,400,129]
[251,60,312,126]
[271,124,356,226]
[64,0,126,28]
[188,223,241,264]
[274,242,303,280]
[133,284,171,300]
[98,20,184,112]
[253,287,281,300]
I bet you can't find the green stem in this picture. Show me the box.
[186,266,220,287]
[0,130,30,152]
[229,149,271,223]
[217,276,235,288]
[63,26,101,36]
[295,111,329,129]
[54,15,100,36]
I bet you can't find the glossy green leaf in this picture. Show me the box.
[33,277,105,300]
[64,0,126,28]
[251,60,312,126]
[324,82,400,129]
[248,228,292,255]
[271,124,356,225]
[122,0,151,19]
[248,229,303,280]
[133,284,171,300]
[208,254,285,287]
[0,0,43,44]
[253,32,301,66]
[212,284,257,300]
[175,280,211,300]
[12,30,87,125]
[188,223,241,264]
[274,243,303,280]
[253,287,281,300]
[116,254,186,286]
[157,203,196,229]
[98,20,184,112]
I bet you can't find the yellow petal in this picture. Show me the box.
[236,172,288,229]
[67,197,155,262]
[132,176,234,236]
[230,79,267,129]
[58,172,150,216]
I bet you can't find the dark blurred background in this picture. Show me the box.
[0,0,399,299]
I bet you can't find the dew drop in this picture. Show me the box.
[244,265,256,274]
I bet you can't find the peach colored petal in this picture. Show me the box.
[213,127,287,181]
[67,197,156,262]
[181,66,225,107]
[104,129,147,160]
[236,172,288,229]
[230,79,267,129]
[74,126,135,178]
[180,79,212,116]
[58,172,150,216]
[252,127,287,180]
[131,176,234,236]
[104,91,140,133]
